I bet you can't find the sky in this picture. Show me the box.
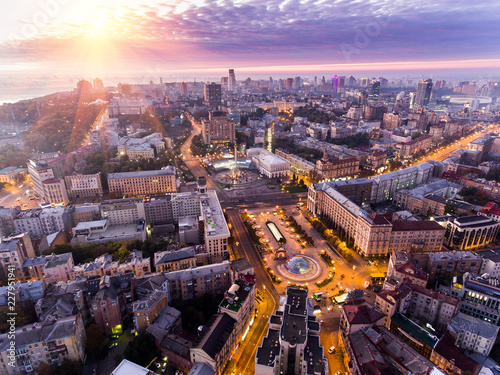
[1,0,500,82]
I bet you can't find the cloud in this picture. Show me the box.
[1,0,500,73]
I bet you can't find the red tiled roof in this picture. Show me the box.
[480,202,500,216]
[434,332,480,374]
[366,214,391,225]
[343,301,385,325]
[394,261,429,281]
[410,284,459,306]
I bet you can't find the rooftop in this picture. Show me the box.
[434,332,480,374]
[108,169,175,180]
[448,312,500,340]
[391,313,438,348]
[195,313,236,360]
[342,300,385,325]
[111,359,152,375]
[391,220,444,232]
[256,328,280,367]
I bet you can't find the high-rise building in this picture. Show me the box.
[415,79,433,107]
[93,78,104,91]
[228,69,236,92]
[368,80,381,102]
[256,287,327,375]
[201,111,235,145]
[435,80,446,89]
[286,78,294,91]
[204,82,222,106]
[332,75,339,93]
[347,76,356,86]
[180,82,188,96]
[76,79,92,94]
[294,76,301,89]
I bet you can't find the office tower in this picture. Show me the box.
[286,78,294,91]
[368,80,381,102]
[338,76,346,93]
[314,76,317,85]
[180,82,188,96]
[93,78,104,91]
[294,76,301,89]
[76,80,92,94]
[415,79,433,107]
[278,79,284,91]
[321,76,326,85]
[435,80,446,89]
[204,82,222,106]
[201,111,235,145]
[221,76,228,89]
[269,77,273,87]
[228,69,236,92]
[332,75,339,93]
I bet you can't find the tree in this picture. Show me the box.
[36,363,54,375]
[85,324,107,359]
[123,333,159,367]
[54,359,82,375]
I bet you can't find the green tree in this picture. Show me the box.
[123,333,159,367]
[85,324,108,359]
[54,359,82,375]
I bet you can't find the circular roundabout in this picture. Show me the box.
[276,255,322,282]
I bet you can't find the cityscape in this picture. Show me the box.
[1,1,500,375]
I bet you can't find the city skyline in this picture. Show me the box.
[1,0,500,80]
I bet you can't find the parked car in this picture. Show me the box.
[328,346,336,354]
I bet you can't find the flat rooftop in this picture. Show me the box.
[108,169,174,179]
[256,328,280,367]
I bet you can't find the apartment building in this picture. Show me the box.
[190,313,237,375]
[387,251,429,287]
[343,326,444,375]
[459,174,500,201]
[408,284,459,332]
[256,288,326,375]
[369,161,436,204]
[309,183,444,258]
[107,168,176,197]
[91,278,124,336]
[99,199,142,225]
[132,290,168,333]
[64,172,103,198]
[477,248,500,278]
[42,252,74,283]
[315,156,360,180]
[397,134,432,159]
[448,312,500,356]
[274,148,315,176]
[163,261,231,302]
[219,280,255,341]
[117,132,166,160]
[154,247,197,272]
[0,206,19,237]
[0,233,36,281]
[72,204,101,225]
[412,251,481,284]
[13,209,44,238]
[71,252,150,280]
[0,314,86,374]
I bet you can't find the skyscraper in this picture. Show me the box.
[368,80,380,102]
[180,82,187,96]
[204,82,222,106]
[332,75,339,93]
[93,78,104,91]
[286,78,294,91]
[415,79,433,107]
[228,69,236,92]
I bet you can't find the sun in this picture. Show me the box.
[86,16,110,38]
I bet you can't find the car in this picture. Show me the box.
[328,346,336,354]
[155,363,161,369]
[109,342,118,348]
